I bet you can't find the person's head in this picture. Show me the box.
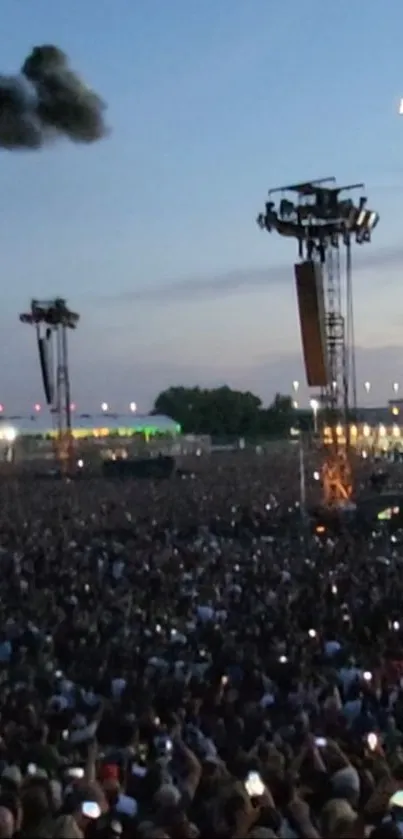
[321,798,357,837]
[0,807,14,839]
[0,791,22,833]
[20,784,52,833]
[331,766,360,807]
[52,814,85,839]
[153,784,181,811]
[0,765,22,792]
[99,765,120,808]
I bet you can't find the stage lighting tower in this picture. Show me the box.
[257,177,379,506]
[20,298,79,474]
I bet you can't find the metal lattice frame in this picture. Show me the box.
[20,298,79,474]
[257,177,378,507]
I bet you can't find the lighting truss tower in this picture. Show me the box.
[20,298,79,474]
[257,178,379,506]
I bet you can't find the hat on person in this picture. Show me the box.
[1,765,22,787]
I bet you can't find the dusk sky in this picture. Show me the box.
[2,0,403,413]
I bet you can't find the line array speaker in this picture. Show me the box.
[294,260,328,387]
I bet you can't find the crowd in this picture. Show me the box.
[0,452,402,837]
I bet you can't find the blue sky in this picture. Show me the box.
[2,0,403,412]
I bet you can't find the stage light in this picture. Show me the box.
[279,198,295,219]
[366,211,378,230]
[356,209,378,231]
[353,197,379,242]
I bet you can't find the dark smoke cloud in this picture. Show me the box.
[0,45,107,150]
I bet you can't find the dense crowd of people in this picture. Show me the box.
[0,450,402,837]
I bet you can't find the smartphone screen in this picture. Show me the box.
[245,771,264,798]
[81,801,101,820]
[67,767,84,779]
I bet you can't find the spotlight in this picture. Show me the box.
[279,198,295,219]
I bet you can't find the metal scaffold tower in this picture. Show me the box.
[257,178,379,507]
[20,298,79,474]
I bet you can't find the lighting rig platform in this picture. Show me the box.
[257,177,379,507]
[20,298,79,474]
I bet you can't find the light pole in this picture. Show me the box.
[310,398,319,434]
[292,380,299,409]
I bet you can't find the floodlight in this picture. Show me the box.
[279,198,295,219]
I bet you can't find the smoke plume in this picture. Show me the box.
[0,45,107,150]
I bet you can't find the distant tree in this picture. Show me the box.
[153,385,298,438]
[153,385,262,437]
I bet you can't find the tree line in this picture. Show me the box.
[153,385,314,439]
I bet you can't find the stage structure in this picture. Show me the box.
[257,178,379,506]
[20,298,79,473]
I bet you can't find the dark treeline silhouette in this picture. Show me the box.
[153,385,314,439]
